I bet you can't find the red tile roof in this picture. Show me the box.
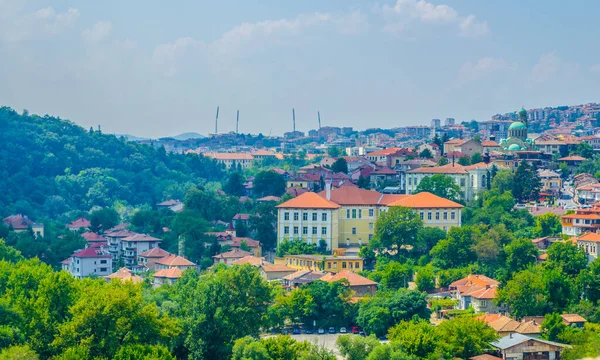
[105,267,143,283]
[558,155,587,161]
[67,217,90,229]
[156,254,196,267]
[105,229,137,238]
[212,249,253,259]
[260,264,295,272]
[389,192,463,209]
[277,192,341,209]
[72,247,111,259]
[81,231,107,242]
[154,267,183,279]
[139,247,171,258]
[576,232,600,243]
[320,270,378,287]
[121,233,161,242]
[231,256,271,266]
[3,215,35,230]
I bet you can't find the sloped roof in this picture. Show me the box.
[121,233,161,242]
[388,192,463,209]
[231,237,260,248]
[3,215,35,230]
[558,155,587,161]
[139,247,171,258]
[408,163,469,174]
[81,231,107,242]
[492,333,568,350]
[154,267,183,279]
[156,254,196,267]
[276,192,341,209]
[212,249,253,259]
[67,217,90,229]
[260,264,295,272]
[366,148,405,156]
[105,229,138,238]
[257,196,281,202]
[203,152,254,160]
[482,140,500,147]
[105,267,143,284]
[561,314,587,323]
[470,355,503,360]
[157,199,183,206]
[317,187,383,205]
[72,247,111,259]
[320,270,378,287]
[231,256,271,266]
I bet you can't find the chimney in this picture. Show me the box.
[325,179,332,200]
[509,333,513,339]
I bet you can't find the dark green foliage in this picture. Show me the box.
[512,160,541,202]
[224,172,246,197]
[90,207,119,233]
[414,174,461,201]
[331,158,349,174]
[253,171,286,197]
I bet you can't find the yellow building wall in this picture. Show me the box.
[337,206,377,247]
[281,255,364,273]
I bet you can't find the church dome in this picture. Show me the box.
[508,144,521,151]
[508,121,526,131]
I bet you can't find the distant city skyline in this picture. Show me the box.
[1,0,599,137]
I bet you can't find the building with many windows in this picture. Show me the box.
[62,244,112,279]
[276,186,463,249]
[561,206,600,236]
[277,254,364,273]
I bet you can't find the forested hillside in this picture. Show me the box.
[0,107,225,219]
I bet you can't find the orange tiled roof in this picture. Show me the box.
[575,232,600,243]
[276,192,341,209]
[154,267,183,279]
[203,152,254,160]
[562,213,600,220]
[558,155,587,161]
[156,254,196,267]
[231,256,271,266]
[482,140,500,147]
[320,270,378,287]
[105,267,144,284]
[317,187,383,205]
[139,247,171,258]
[121,233,161,242]
[260,264,295,272]
[388,192,463,209]
[366,148,403,156]
[561,314,587,323]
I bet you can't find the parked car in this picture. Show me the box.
[304,329,313,334]
[292,327,301,335]
[339,327,347,333]
[351,326,360,334]
[359,331,366,337]
[328,327,336,334]
[317,328,325,334]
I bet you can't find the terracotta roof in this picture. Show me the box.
[276,192,341,209]
[81,231,107,242]
[156,254,196,267]
[465,285,497,299]
[67,217,90,229]
[232,213,251,220]
[260,264,295,272]
[388,192,463,209]
[558,155,587,161]
[562,213,600,220]
[371,167,397,175]
[3,215,36,230]
[286,187,309,197]
[573,232,600,243]
[61,257,72,265]
[231,237,260,248]
[72,247,111,259]
[212,249,253,259]
[320,270,378,287]
[366,148,406,157]
[121,233,161,242]
[257,196,281,202]
[105,267,143,284]
[537,253,548,260]
[139,247,171,258]
[444,138,468,145]
[317,187,383,205]
[561,314,587,323]
[482,140,500,147]
[470,354,503,360]
[154,267,183,279]
[450,274,499,299]
[231,256,271,266]
[105,223,131,234]
[106,229,137,238]
[408,163,469,174]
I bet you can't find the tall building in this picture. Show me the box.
[445,118,456,126]
[431,119,441,129]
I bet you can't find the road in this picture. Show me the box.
[290,334,344,358]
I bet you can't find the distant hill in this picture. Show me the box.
[170,132,205,141]
[114,134,151,142]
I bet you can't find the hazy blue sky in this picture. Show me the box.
[1,0,599,137]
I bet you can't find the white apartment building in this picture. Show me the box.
[63,245,112,279]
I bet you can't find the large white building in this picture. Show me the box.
[62,245,112,279]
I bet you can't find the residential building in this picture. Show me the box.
[212,249,254,265]
[522,314,587,329]
[81,231,108,246]
[449,274,506,314]
[491,333,569,360]
[206,230,262,257]
[138,247,171,270]
[120,234,161,268]
[365,148,415,167]
[320,270,378,296]
[573,232,600,262]
[482,140,501,153]
[156,199,184,212]
[406,162,493,201]
[231,255,271,266]
[66,217,90,231]
[538,170,562,193]
[557,155,587,171]
[153,267,183,288]
[369,167,399,187]
[282,270,326,289]
[561,208,600,236]
[155,254,197,271]
[105,267,143,284]
[259,264,296,281]
[105,229,137,261]
[277,254,364,273]
[575,183,600,203]
[479,314,541,338]
[202,152,254,169]
[3,215,44,238]
[444,139,483,157]
[276,187,463,249]
[63,245,112,279]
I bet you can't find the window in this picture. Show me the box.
[322,227,327,235]
[435,212,440,220]
[408,177,412,185]
[322,213,327,221]
[358,209,362,219]
[352,228,357,235]
[443,212,448,220]
[369,222,374,230]
[369,208,374,217]
[451,212,456,220]
[284,226,290,234]
[303,212,308,221]
[333,262,337,269]
[303,227,308,235]
[479,300,488,307]
[369,234,373,240]
[427,212,432,220]
[284,212,289,221]
[349,262,353,268]
[342,262,347,269]
[346,209,350,218]
[312,227,317,235]
[100,267,107,272]
[293,226,299,234]
[460,178,465,187]
[356,262,360,269]
[312,212,317,221]
[293,212,299,221]
[100,260,107,264]
[420,212,424,220]
[327,262,331,269]
[352,209,356,219]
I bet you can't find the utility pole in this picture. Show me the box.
[215,106,219,134]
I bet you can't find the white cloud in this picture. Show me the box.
[1,6,79,42]
[457,57,516,86]
[33,7,79,34]
[382,0,488,37]
[590,64,600,73]
[530,53,561,83]
[82,21,113,42]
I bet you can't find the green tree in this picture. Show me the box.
[545,242,587,278]
[571,142,594,158]
[373,207,423,258]
[471,152,483,164]
[491,169,514,194]
[414,227,446,256]
[504,238,539,275]
[541,313,568,342]
[414,174,461,201]
[415,267,435,292]
[336,335,381,360]
[249,203,277,251]
[581,258,600,303]
[457,157,471,166]
[0,345,38,360]
[430,226,479,268]
[534,213,562,237]
[436,316,497,359]
[113,344,175,360]
[419,148,433,159]
[89,207,119,233]
[224,172,246,197]
[331,158,349,174]
[513,160,541,202]
[171,210,211,262]
[0,239,23,263]
[388,320,439,358]
[496,267,550,319]
[253,171,286,197]
[327,147,342,158]
[356,175,370,189]
[437,157,449,166]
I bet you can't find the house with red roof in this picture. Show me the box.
[155,254,196,271]
[138,247,171,270]
[67,217,91,232]
[212,248,253,265]
[320,270,378,296]
[449,274,506,314]
[3,215,44,238]
[120,234,161,268]
[63,246,112,279]
[81,231,107,244]
[153,267,183,288]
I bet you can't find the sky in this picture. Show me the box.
[1,0,599,138]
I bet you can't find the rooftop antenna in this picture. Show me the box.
[292,108,296,132]
[215,106,219,134]
[318,111,321,129]
[236,110,239,134]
